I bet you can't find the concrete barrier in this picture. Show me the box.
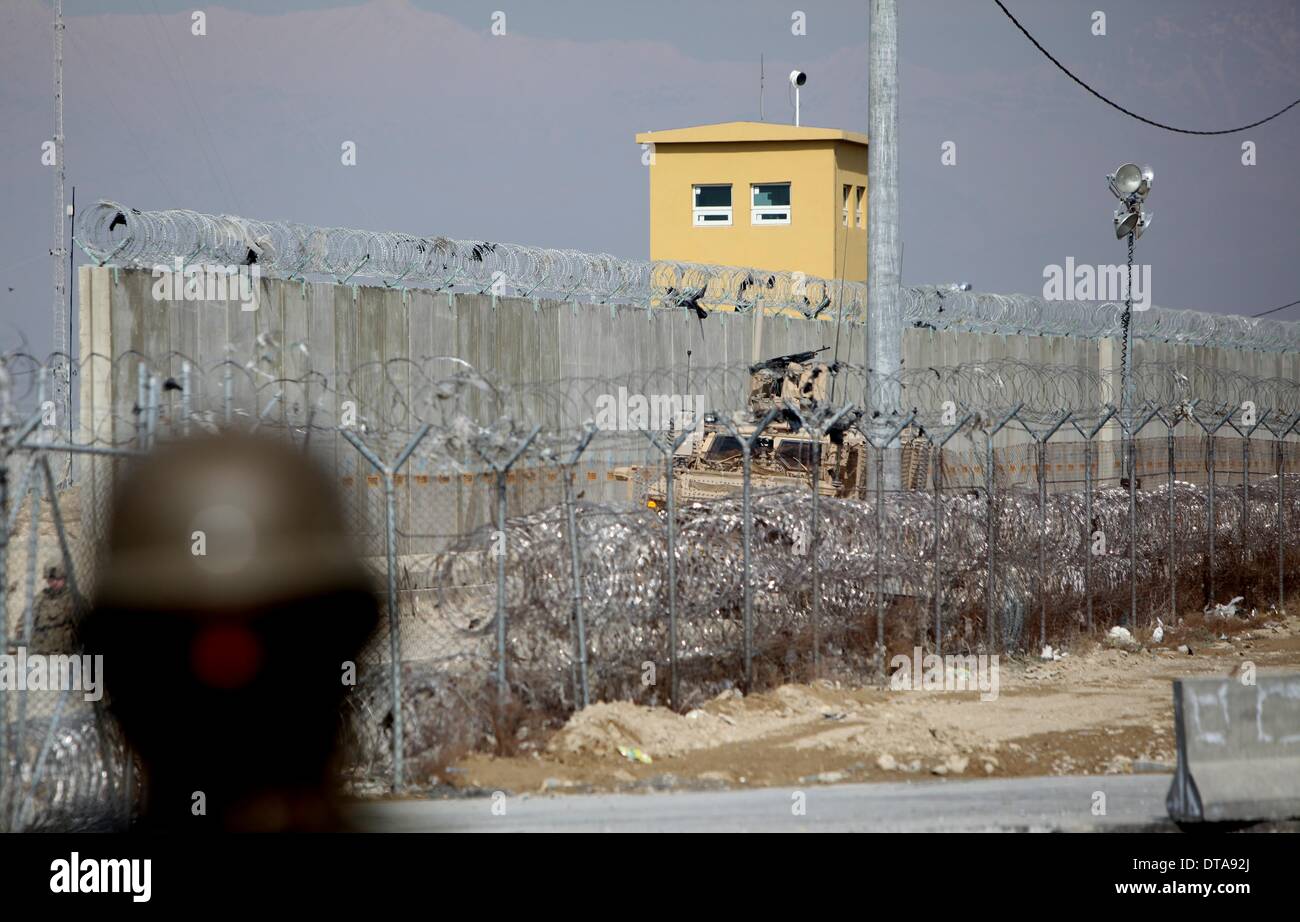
[1166,672,1300,823]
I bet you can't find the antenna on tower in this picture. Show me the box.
[759,55,765,121]
[52,0,70,471]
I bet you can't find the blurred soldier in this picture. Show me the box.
[80,433,378,832]
[26,561,79,654]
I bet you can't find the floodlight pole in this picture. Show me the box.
[1108,163,1152,482]
[1121,231,1136,480]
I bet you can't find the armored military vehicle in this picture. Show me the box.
[614,348,930,506]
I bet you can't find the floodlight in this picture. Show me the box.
[1114,207,1140,239]
[1138,165,1154,197]
[1109,162,1144,198]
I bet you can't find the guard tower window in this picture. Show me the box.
[842,184,851,227]
[693,185,733,226]
[752,183,791,225]
[855,186,865,228]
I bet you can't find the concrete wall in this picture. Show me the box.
[76,266,1300,550]
[78,265,1300,448]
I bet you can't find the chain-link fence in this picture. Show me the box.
[3,344,1299,827]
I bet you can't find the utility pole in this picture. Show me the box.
[868,0,902,488]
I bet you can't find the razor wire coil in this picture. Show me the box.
[75,202,1300,353]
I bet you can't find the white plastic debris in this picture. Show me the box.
[1204,596,1245,619]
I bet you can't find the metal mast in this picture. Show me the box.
[868,0,902,487]
[52,0,68,418]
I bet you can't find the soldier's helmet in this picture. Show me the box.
[81,433,378,829]
[92,433,373,612]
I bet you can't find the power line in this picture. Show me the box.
[993,0,1300,135]
[1251,298,1300,319]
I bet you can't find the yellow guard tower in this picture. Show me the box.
[635,121,868,282]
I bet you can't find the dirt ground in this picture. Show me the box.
[438,609,1300,796]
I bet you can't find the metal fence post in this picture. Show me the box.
[720,410,778,690]
[1125,407,1162,628]
[1279,433,1286,612]
[562,468,588,710]
[1167,416,1177,624]
[1029,412,1070,649]
[561,424,597,710]
[1074,407,1116,634]
[742,446,753,687]
[1038,439,1047,648]
[875,443,885,651]
[665,448,678,705]
[986,433,997,650]
[494,467,508,692]
[472,426,539,711]
[1083,434,1093,631]
[1194,412,1242,606]
[810,438,822,677]
[932,439,943,654]
[1208,430,1217,605]
[983,406,1020,651]
[862,413,915,657]
[1243,428,1251,545]
[642,421,698,709]
[1189,408,1231,607]
[783,403,855,680]
[1240,410,1269,576]
[341,423,431,792]
[930,414,972,656]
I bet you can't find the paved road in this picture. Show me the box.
[348,774,1176,832]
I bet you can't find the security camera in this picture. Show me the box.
[790,71,808,125]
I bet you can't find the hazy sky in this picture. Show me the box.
[2,0,1298,354]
